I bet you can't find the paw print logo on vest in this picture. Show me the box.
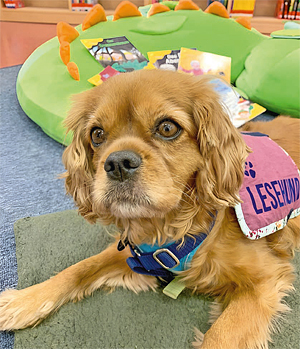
[244,161,256,178]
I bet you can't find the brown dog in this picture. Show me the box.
[0,70,299,349]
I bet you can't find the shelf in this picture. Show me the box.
[251,16,285,34]
[0,4,285,34]
[0,6,114,24]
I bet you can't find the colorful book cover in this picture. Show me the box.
[3,0,24,8]
[88,66,121,86]
[282,0,291,18]
[210,79,266,128]
[71,0,97,12]
[207,1,227,6]
[178,47,231,83]
[229,0,256,17]
[288,0,299,19]
[81,36,148,73]
[145,49,181,71]
[276,0,284,18]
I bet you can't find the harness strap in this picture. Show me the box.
[126,232,207,278]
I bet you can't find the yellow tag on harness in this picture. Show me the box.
[163,277,186,299]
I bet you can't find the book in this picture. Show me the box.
[282,0,291,18]
[210,79,266,128]
[178,47,231,83]
[145,49,182,71]
[3,0,24,8]
[276,0,284,18]
[207,0,227,6]
[289,0,299,19]
[229,0,256,17]
[81,36,148,73]
[227,0,233,12]
[177,48,265,127]
[88,66,121,86]
[278,0,300,19]
[71,0,98,12]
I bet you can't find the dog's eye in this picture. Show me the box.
[91,127,105,147]
[156,119,181,140]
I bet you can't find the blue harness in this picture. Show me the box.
[118,215,216,282]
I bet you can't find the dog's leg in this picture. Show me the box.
[194,286,292,349]
[0,242,157,331]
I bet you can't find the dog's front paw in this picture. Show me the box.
[0,286,56,331]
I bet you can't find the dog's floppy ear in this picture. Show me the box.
[191,78,249,210]
[62,89,99,223]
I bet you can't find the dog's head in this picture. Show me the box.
[62,70,248,243]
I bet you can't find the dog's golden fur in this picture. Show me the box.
[0,70,299,349]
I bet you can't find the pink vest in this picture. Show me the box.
[235,133,300,240]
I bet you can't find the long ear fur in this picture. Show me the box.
[191,79,249,211]
[61,89,99,223]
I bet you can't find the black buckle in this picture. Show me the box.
[117,238,129,251]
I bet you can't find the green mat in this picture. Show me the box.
[13,210,300,349]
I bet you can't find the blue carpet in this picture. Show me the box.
[0,65,74,349]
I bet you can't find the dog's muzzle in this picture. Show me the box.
[104,150,142,182]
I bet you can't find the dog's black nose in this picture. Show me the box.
[104,150,142,181]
